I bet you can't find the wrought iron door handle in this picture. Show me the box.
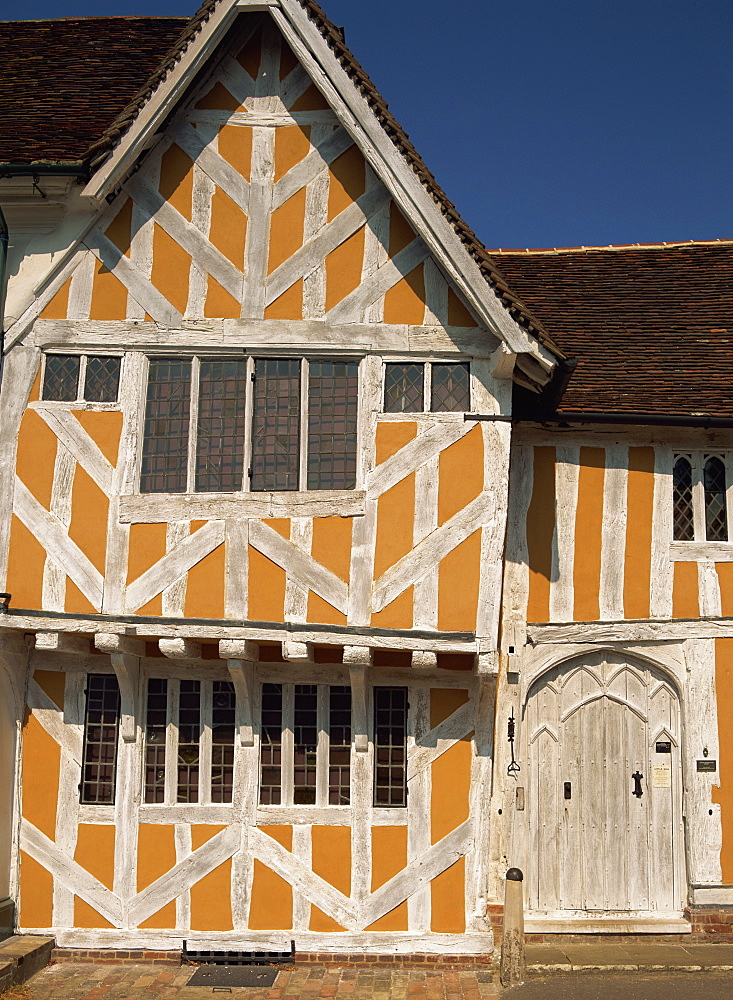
[632,770,643,798]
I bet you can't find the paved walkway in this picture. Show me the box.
[8,964,501,1000]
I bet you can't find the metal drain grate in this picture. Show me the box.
[187,965,279,988]
[183,941,295,967]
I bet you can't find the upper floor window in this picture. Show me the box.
[42,353,121,403]
[140,356,358,494]
[673,453,730,542]
[384,362,470,414]
[80,674,121,805]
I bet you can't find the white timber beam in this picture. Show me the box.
[490,343,517,380]
[35,632,90,654]
[0,632,29,720]
[158,638,203,661]
[94,633,143,743]
[282,639,313,663]
[476,651,499,676]
[219,640,259,748]
[343,646,371,753]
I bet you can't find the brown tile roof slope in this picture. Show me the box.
[487,242,733,417]
[0,17,189,164]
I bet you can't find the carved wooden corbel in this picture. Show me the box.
[219,640,258,747]
[159,638,202,660]
[282,639,313,663]
[35,632,91,654]
[94,633,143,743]
[344,646,372,753]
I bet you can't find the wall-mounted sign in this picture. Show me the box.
[697,760,717,772]
[655,741,672,753]
[652,765,671,787]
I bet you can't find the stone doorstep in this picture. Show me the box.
[525,942,733,976]
[0,935,55,988]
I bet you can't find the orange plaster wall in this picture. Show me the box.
[217,123,252,181]
[327,145,365,221]
[325,226,365,312]
[248,547,286,622]
[623,447,655,619]
[717,563,733,616]
[307,593,347,626]
[371,588,413,630]
[6,516,45,610]
[137,824,177,929]
[274,125,312,182]
[33,670,65,711]
[311,826,350,932]
[40,277,71,320]
[151,224,191,316]
[103,198,133,255]
[268,188,306,274]
[430,688,469,730]
[249,826,292,930]
[447,288,477,327]
[128,523,168,617]
[89,265,128,321]
[236,31,261,80]
[65,579,98,616]
[206,277,241,319]
[74,824,116,928]
[375,422,417,466]
[438,530,480,631]
[713,638,733,881]
[438,426,483,526]
[290,84,330,113]
[311,517,352,581]
[383,266,425,325]
[573,447,605,621]
[526,446,555,623]
[366,826,408,931]
[72,411,123,467]
[16,409,57,508]
[190,826,233,931]
[430,856,466,933]
[185,543,225,620]
[672,562,699,618]
[264,279,303,320]
[209,186,247,271]
[196,81,241,111]
[21,715,59,840]
[373,476,415,578]
[19,851,53,928]
[159,144,194,220]
[431,737,472,844]
[68,466,109,576]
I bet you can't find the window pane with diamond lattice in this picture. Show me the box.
[384,363,423,412]
[251,359,300,491]
[308,361,358,490]
[705,456,728,542]
[140,358,191,493]
[431,363,470,412]
[43,354,81,401]
[673,456,694,541]
[195,359,247,492]
[84,356,121,403]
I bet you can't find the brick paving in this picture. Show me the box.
[8,964,501,1000]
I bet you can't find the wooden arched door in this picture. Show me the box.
[525,651,684,914]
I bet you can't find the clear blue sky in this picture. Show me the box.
[7,0,733,249]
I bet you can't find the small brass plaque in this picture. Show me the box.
[697,759,717,772]
[656,741,672,753]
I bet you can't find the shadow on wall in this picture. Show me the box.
[0,668,17,937]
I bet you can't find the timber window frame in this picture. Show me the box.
[383,361,471,414]
[40,352,122,405]
[259,682,352,807]
[672,452,732,546]
[142,676,237,806]
[138,355,360,494]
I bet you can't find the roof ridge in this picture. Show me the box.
[488,238,733,255]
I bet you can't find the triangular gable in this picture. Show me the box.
[11,1,556,385]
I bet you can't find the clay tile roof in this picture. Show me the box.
[0,17,190,165]
[486,241,733,418]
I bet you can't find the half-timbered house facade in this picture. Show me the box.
[1,0,732,959]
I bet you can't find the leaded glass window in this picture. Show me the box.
[251,359,301,491]
[329,686,351,805]
[177,680,201,803]
[42,354,121,403]
[373,687,407,807]
[307,361,358,490]
[195,359,248,492]
[293,684,318,804]
[80,674,121,804]
[211,681,236,803]
[705,456,728,542]
[260,684,283,805]
[384,363,423,413]
[84,356,121,403]
[144,678,168,804]
[431,362,470,412]
[43,354,81,401]
[673,456,694,542]
[140,358,192,493]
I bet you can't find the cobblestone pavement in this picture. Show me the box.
[10,964,501,1000]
